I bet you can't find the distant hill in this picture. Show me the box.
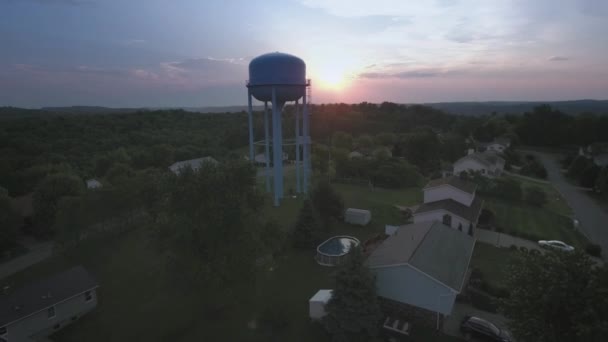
[425,100,608,116]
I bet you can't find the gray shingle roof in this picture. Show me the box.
[414,196,483,222]
[169,156,218,175]
[424,176,477,194]
[0,266,98,327]
[455,152,505,168]
[367,222,475,291]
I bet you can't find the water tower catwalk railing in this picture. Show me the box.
[246,79,312,207]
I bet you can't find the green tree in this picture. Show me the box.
[332,131,353,150]
[524,187,548,207]
[568,155,593,179]
[32,173,85,237]
[354,134,374,151]
[502,251,608,342]
[596,167,608,196]
[580,164,600,188]
[0,190,21,254]
[323,247,382,342]
[374,132,397,146]
[105,163,135,186]
[311,180,344,225]
[292,200,322,248]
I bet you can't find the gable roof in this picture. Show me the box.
[414,196,483,222]
[169,156,218,174]
[0,266,98,327]
[367,222,475,291]
[424,176,477,195]
[455,152,504,168]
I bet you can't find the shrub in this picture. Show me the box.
[520,159,548,179]
[586,243,602,258]
[580,165,601,188]
[468,287,498,313]
[525,187,548,207]
[519,246,529,253]
[479,280,511,298]
[509,244,518,251]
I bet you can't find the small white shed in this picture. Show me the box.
[309,289,333,320]
[345,208,371,226]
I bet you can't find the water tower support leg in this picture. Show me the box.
[302,91,309,193]
[295,100,301,194]
[247,90,254,163]
[271,87,280,206]
[264,101,271,193]
[277,102,284,199]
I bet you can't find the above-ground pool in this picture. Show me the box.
[315,236,360,266]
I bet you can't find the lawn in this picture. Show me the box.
[483,197,588,248]
[506,175,572,216]
[5,181,445,342]
[469,242,519,288]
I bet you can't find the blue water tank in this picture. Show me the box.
[248,52,306,103]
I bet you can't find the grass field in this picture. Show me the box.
[483,197,587,248]
[506,175,572,216]
[5,180,462,342]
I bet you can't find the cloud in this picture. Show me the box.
[548,56,569,61]
[359,69,442,79]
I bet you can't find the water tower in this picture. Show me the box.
[246,52,312,206]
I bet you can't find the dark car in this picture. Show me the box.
[460,315,511,341]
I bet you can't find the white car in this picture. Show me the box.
[538,240,575,252]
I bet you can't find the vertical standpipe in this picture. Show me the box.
[271,87,283,206]
[247,90,254,162]
[264,101,271,193]
[295,100,301,193]
[303,89,309,193]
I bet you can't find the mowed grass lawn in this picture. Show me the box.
[6,181,462,342]
[507,175,572,216]
[483,197,587,248]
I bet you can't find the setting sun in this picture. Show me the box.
[308,53,361,91]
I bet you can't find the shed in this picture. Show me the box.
[309,289,332,320]
[345,208,371,226]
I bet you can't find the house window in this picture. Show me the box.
[442,214,452,227]
[0,326,6,335]
[48,306,56,319]
[85,291,92,302]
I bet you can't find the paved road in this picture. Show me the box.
[0,241,53,280]
[530,151,608,260]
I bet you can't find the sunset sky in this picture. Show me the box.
[1,0,607,107]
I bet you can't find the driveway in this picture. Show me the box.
[476,229,542,251]
[444,303,510,339]
[0,241,53,280]
[528,151,608,260]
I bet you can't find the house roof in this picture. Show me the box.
[309,289,333,303]
[85,179,102,189]
[414,196,483,222]
[494,137,510,146]
[168,156,218,174]
[367,222,475,291]
[455,152,504,168]
[0,266,98,327]
[424,176,477,195]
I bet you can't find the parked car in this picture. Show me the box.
[538,240,575,252]
[460,315,511,342]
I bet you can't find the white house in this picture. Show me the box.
[168,156,218,175]
[85,179,102,189]
[413,177,483,233]
[0,266,98,342]
[453,151,505,178]
[477,137,511,153]
[366,221,476,328]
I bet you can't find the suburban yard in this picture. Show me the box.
[469,242,519,289]
[3,180,461,342]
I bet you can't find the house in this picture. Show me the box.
[348,151,365,159]
[413,177,483,233]
[476,137,510,153]
[0,266,98,342]
[168,156,218,175]
[366,221,475,329]
[85,179,102,189]
[453,151,505,178]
